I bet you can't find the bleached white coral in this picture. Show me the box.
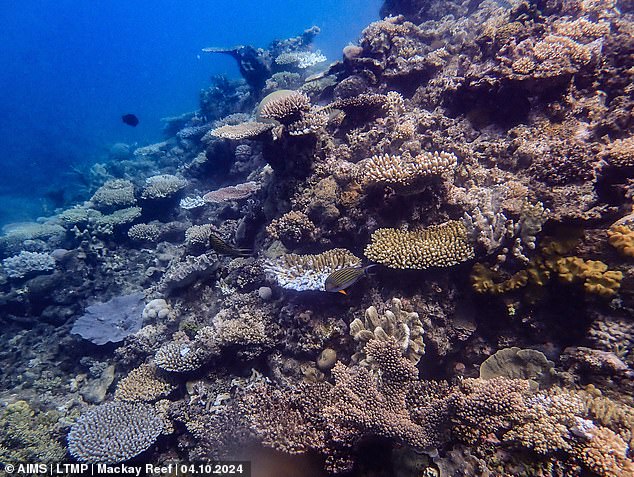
[275,50,327,69]
[179,196,206,210]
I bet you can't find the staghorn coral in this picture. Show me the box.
[127,223,161,243]
[67,402,163,463]
[364,220,475,269]
[265,210,317,246]
[90,179,136,211]
[202,181,260,203]
[355,151,457,189]
[578,386,634,448]
[2,251,55,279]
[264,248,361,291]
[349,298,425,365]
[206,122,274,141]
[140,174,187,200]
[258,90,311,124]
[114,363,176,402]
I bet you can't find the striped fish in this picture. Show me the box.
[208,232,252,257]
[325,265,377,295]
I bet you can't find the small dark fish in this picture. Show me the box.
[209,232,252,257]
[325,264,377,295]
[122,114,139,127]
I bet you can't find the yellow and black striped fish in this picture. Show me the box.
[325,265,377,295]
[208,232,252,257]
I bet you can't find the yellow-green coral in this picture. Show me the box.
[0,400,67,463]
[364,220,474,269]
[471,237,622,298]
[551,257,623,297]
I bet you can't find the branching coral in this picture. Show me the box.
[355,151,457,189]
[67,402,163,463]
[258,90,311,124]
[127,223,161,243]
[140,174,187,200]
[207,122,274,140]
[364,220,475,269]
[264,248,361,291]
[2,251,56,279]
[265,211,317,246]
[90,179,136,211]
[202,181,260,203]
[115,363,176,402]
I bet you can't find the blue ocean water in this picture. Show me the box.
[0,0,382,226]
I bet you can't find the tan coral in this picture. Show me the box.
[114,364,176,402]
[601,137,634,168]
[207,122,274,141]
[266,211,316,245]
[572,426,634,477]
[364,220,475,269]
[258,90,311,123]
[356,151,457,189]
[349,298,425,365]
[287,111,329,136]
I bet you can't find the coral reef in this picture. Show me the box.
[67,402,163,463]
[364,220,475,269]
[0,4,633,476]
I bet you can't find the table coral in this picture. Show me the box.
[207,122,274,140]
[355,150,457,189]
[364,220,475,269]
[264,248,361,291]
[68,402,163,463]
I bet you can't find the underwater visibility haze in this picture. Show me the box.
[1,0,634,476]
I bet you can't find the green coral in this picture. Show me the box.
[0,400,67,462]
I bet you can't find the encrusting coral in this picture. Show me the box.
[364,220,475,269]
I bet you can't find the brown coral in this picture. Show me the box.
[114,363,176,402]
[356,151,457,189]
[364,220,475,269]
[258,90,311,124]
[265,211,317,245]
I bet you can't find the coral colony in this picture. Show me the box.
[0,1,633,476]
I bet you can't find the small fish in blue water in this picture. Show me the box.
[325,264,377,295]
[209,231,252,257]
[122,114,139,127]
